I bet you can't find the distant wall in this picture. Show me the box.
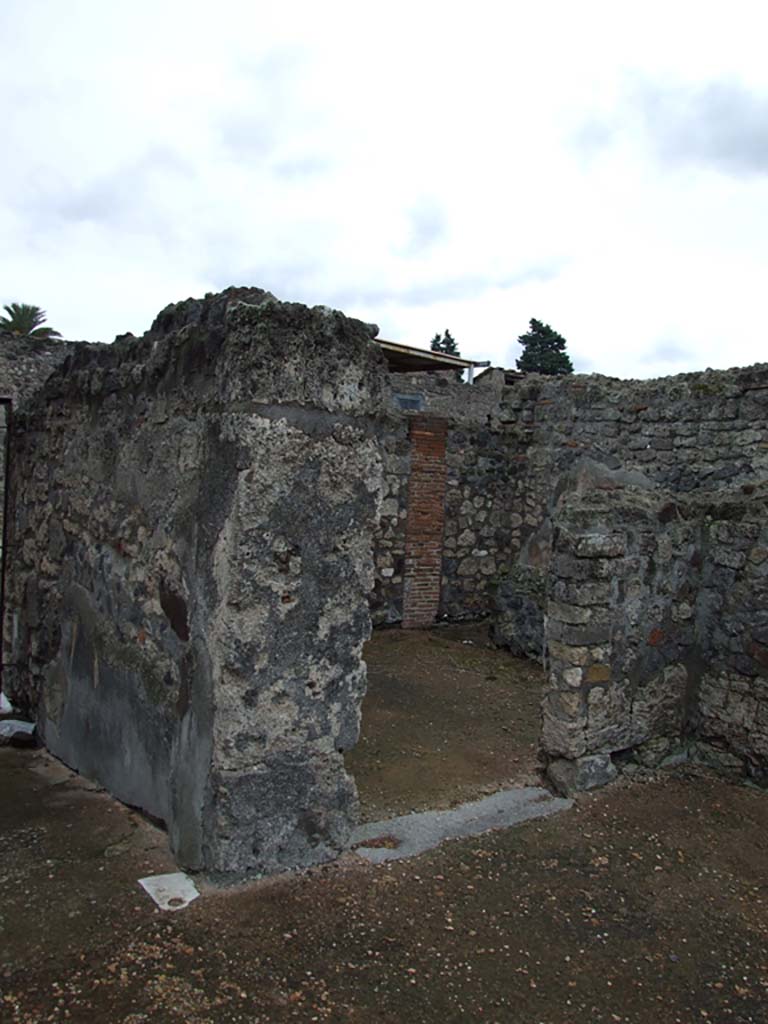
[373,364,768,629]
[371,361,768,791]
[0,334,81,408]
[4,291,387,876]
[503,365,768,558]
[372,368,519,624]
[0,335,82,695]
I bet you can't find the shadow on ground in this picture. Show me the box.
[2,747,767,1023]
[348,622,543,822]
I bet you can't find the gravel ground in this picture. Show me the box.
[1,748,767,1023]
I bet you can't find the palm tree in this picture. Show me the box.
[0,303,61,339]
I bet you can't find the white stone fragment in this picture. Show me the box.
[138,872,200,912]
[0,720,34,738]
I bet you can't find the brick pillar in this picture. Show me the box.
[402,416,448,628]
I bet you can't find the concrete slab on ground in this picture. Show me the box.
[352,785,573,862]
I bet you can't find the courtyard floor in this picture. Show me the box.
[348,622,544,822]
[2,750,767,1021]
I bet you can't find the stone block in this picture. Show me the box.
[547,755,618,797]
[547,601,592,625]
[547,620,613,645]
[631,664,687,740]
[546,640,591,666]
[584,664,611,683]
[584,683,633,752]
[562,667,583,687]
[575,533,627,558]
[633,735,675,767]
[541,690,587,759]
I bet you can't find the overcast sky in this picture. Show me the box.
[2,1,767,379]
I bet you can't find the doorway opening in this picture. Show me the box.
[346,621,545,824]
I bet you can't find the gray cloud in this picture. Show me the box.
[203,255,321,301]
[17,147,195,230]
[330,264,562,310]
[639,80,768,174]
[218,114,277,160]
[219,48,310,161]
[404,200,446,254]
[644,340,694,365]
[577,78,768,176]
[272,156,330,180]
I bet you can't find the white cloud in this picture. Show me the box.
[1,0,768,378]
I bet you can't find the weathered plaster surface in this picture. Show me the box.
[4,290,386,875]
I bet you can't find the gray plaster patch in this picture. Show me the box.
[351,787,572,863]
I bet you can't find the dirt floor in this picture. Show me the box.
[347,623,543,822]
[2,747,767,1024]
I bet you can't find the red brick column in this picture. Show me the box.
[402,416,448,628]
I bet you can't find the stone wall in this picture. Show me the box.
[693,487,768,781]
[542,478,698,794]
[374,363,768,631]
[539,472,768,794]
[491,366,767,643]
[4,290,387,876]
[5,284,768,869]
[0,334,81,409]
[0,335,81,692]
[370,361,768,794]
[372,368,519,625]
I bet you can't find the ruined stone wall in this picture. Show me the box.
[503,364,768,553]
[372,369,521,624]
[485,364,768,792]
[0,334,81,408]
[5,291,386,876]
[0,337,83,632]
[370,414,410,623]
[375,363,768,629]
[543,482,698,794]
[540,478,768,794]
[693,489,768,781]
[492,365,768,639]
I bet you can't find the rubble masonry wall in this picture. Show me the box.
[543,482,768,791]
[372,362,768,787]
[4,293,386,876]
[374,364,768,627]
[507,366,768,788]
[4,295,768,871]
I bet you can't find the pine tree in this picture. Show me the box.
[430,329,463,379]
[430,329,459,357]
[516,319,573,375]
